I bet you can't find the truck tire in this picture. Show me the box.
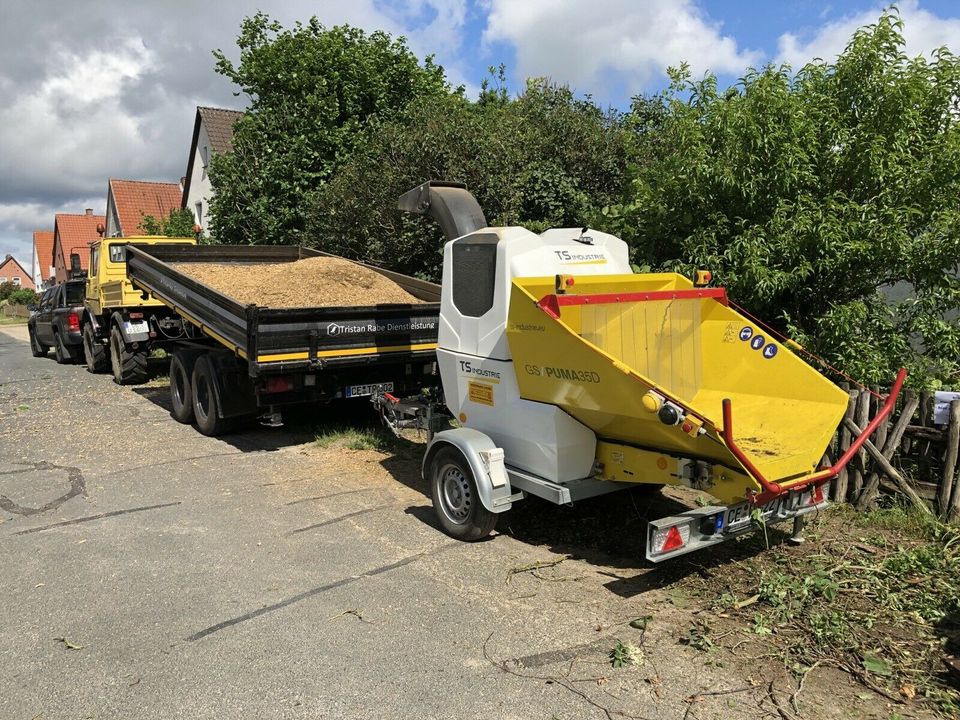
[53,331,78,365]
[169,350,201,424]
[191,354,235,436]
[29,326,48,358]
[83,324,108,373]
[430,447,498,541]
[109,326,148,385]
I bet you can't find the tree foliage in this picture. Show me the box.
[208,14,449,245]
[308,75,628,279]
[139,208,197,237]
[609,10,960,386]
[0,281,36,304]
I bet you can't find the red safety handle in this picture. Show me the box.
[721,367,907,505]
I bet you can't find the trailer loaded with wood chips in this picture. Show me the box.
[124,244,441,435]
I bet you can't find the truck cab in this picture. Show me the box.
[82,235,196,384]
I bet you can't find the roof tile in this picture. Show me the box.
[109,179,182,236]
[54,213,105,270]
[198,106,244,154]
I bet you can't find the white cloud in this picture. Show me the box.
[777,0,960,69]
[482,0,761,95]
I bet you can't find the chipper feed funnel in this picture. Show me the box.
[507,272,850,502]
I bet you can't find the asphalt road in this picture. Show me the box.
[0,323,840,720]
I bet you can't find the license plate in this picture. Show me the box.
[123,320,149,335]
[725,492,798,531]
[345,382,394,398]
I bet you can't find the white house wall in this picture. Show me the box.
[185,122,214,236]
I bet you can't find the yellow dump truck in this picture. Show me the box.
[81,235,196,384]
[394,181,904,561]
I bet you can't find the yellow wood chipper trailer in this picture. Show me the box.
[394,181,905,561]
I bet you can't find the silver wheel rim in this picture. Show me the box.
[438,463,472,525]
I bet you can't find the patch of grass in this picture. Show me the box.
[609,640,643,668]
[683,505,960,715]
[314,426,395,452]
[0,315,28,325]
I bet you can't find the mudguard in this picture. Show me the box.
[422,428,515,513]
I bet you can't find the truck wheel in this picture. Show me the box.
[29,326,48,358]
[53,331,76,365]
[430,447,498,541]
[191,355,235,436]
[83,324,108,373]
[109,326,148,385]
[169,350,201,424]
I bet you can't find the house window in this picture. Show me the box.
[201,145,209,180]
[195,202,203,226]
[0,277,6,283]
[12,277,21,286]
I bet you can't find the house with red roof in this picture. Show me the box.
[53,209,104,283]
[0,254,35,290]
[104,178,182,238]
[182,106,243,235]
[32,230,55,289]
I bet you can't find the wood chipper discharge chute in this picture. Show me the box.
[507,272,851,504]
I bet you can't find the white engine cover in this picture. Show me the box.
[437,349,596,482]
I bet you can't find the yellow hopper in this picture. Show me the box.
[507,273,860,505]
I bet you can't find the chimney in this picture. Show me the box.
[85,208,93,216]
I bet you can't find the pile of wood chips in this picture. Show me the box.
[172,256,424,308]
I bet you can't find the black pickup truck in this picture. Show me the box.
[28,280,85,364]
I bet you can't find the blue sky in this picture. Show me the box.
[3,0,960,271]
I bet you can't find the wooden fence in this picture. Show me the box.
[1,303,29,318]
[829,383,960,522]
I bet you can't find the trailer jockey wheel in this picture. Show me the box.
[430,447,497,541]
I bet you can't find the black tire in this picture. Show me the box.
[83,324,108,373]
[191,354,235,436]
[109,326,148,385]
[430,447,498,541]
[53,331,77,365]
[169,350,201,424]
[29,326,48,358]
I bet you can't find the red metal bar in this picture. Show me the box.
[722,368,907,505]
[537,288,728,318]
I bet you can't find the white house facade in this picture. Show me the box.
[182,106,243,236]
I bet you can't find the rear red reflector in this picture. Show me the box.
[662,526,684,552]
[66,313,80,331]
[265,377,294,393]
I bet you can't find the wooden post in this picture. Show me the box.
[855,391,919,511]
[857,392,890,510]
[843,417,932,515]
[851,390,871,498]
[834,390,858,503]
[938,400,960,518]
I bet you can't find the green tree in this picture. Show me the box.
[139,208,197,237]
[610,10,960,386]
[208,14,450,245]
[308,78,628,280]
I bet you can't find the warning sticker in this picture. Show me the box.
[739,327,753,341]
[750,335,766,351]
[763,343,778,359]
[468,381,494,406]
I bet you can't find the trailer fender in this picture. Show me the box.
[422,429,515,514]
[110,311,150,343]
[205,351,257,419]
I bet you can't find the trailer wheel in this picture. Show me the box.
[169,350,200,424]
[29,326,48,358]
[191,355,234,436]
[109,326,148,385]
[430,447,498,541]
[83,324,108,373]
